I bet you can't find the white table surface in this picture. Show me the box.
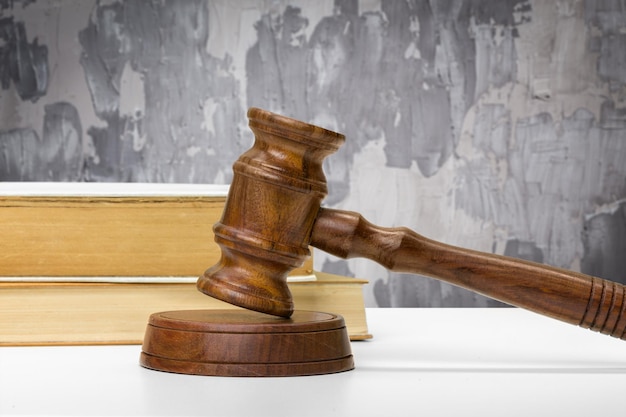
[2,308,625,417]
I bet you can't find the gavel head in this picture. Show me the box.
[197,108,345,318]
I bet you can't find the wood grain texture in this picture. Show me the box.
[140,310,354,377]
[199,107,626,342]
[311,208,626,340]
[197,108,345,317]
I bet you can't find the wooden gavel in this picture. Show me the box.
[197,107,626,341]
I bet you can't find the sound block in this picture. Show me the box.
[140,309,354,377]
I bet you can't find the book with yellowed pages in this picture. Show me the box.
[0,182,316,277]
[0,271,370,345]
[0,183,370,345]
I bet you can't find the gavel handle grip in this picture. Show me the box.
[311,208,626,340]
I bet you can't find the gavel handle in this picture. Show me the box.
[311,208,626,340]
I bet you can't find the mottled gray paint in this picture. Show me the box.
[504,239,543,263]
[1,0,625,308]
[585,0,626,91]
[0,102,81,180]
[582,202,626,282]
[456,105,626,271]
[245,0,485,194]
[78,1,245,183]
[0,16,48,101]
[0,127,40,180]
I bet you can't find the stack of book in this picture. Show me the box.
[0,183,370,345]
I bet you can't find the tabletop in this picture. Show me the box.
[2,308,625,416]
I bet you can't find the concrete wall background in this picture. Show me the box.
[1,0,625,308]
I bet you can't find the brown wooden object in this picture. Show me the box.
[198,107,626,341]
[197,107,345,317]
[140,310,353,377]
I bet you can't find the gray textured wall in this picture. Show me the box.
[1,0,625,308]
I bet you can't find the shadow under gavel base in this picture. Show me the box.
[140,309,354,377]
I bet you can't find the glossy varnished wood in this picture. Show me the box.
[196,107,626,342]
[140,310,354,377]
[197,108,345,317]
[311,208,626,339]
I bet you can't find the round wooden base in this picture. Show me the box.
[140,309,354,377]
